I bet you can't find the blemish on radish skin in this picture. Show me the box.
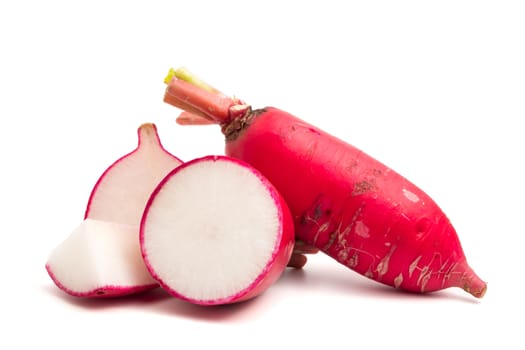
[443,262,459,286]
[324,230,338,251]
[376,245,396,278]
[364,266,374,278]
[417,265,432,292]
[308,127,321,135]
[415,218,432,239]
[402,188,420,203]
[344,160,359,173]
[338,249,349,263]
[314,205,323,220]
[369,168,383,177]
[347,252,359,268]
[313,222,330,245]
[352,180,375,196]
[345,203,365,238]
[394,273,403,288]
[354,221,370,238]
[409,256,422,277]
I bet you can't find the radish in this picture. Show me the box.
[162,67,487,298]
[47,123,182,297]
[85,123,182,225]
[140,155,294,305]
[46,219,157,297]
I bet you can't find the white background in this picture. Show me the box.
[1,1,523,348]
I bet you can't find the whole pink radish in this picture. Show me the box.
[47,123,182,298]
[140,155,294,305]
[162,67,487,298]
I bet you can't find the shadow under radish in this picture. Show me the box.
[155,295,271,323]
[278,259,481,305]
[41,284,173,311]
[43,282,276,322]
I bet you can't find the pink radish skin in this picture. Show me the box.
[162,68,487,299]
[85,123,183,226]
[140,155,294,305]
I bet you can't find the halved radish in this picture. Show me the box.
[46,219,158,297]
[85,123,183,225]
[47,123,182,298]
[140,155,294,305]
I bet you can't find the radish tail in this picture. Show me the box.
[446,261,487,298]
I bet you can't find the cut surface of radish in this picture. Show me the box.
[140,155,294,305]
[46,219,158,298]
[85,123,182,226]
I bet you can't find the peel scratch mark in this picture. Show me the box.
[420,269,432,292]
[347,252,359,268]
[364,265,374,278]
[413,252,451,292]
[376,244,397,279]
[408,252,464,293]
[408,256,422,278]
[300,204,326,245]
[402,188,420,203]
[323,230,338,251]
[325,202,365,252]
[301,215,321,228]
[354,220,370,238]
[416,265,432,292]
[340,246,376,269]
[323,214,349,251]
[394,273,403,288]
[443,262,459,287]
[352,180,376,196]
[312,222,330,246]
[437,257,450,287]
[337,248,349,262]
[339,203,365,241]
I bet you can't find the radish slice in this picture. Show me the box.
[140,155,294,305]
[85,123,182,226]
[46,219,158,298]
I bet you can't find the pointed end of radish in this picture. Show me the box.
[462,273,487,299]
[451,262,487,299]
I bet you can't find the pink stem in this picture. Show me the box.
[165,78,235,123]
[163,92,215,122]
[176,111,215,125]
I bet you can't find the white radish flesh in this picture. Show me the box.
[85,123,182,226]
[46,219,158,297]
[140,155,294,305]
